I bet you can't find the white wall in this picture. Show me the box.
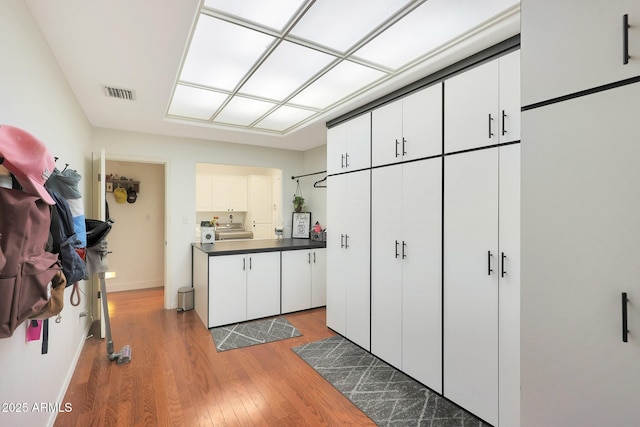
[105,160,165,292]
[91,128,324,310]
[302,144,327,229]
[0,1,93,426]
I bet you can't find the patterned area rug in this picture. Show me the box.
[211,316,302,351]
[292,335,490,427]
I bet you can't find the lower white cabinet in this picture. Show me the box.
[371,157,442,392]
[281,248,326,313]
[326,170,371,350]
[443,144,520,426]
[208,251,280,327]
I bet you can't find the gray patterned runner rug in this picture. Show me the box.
[292,335,490,427]
[211,316,301,352]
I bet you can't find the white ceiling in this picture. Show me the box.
[25,0,520,151]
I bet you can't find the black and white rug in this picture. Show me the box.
[292,335,490,427]
[211,316,302,352]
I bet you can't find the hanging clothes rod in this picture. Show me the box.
[291,170,327,180]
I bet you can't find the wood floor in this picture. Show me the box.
[54,287,375,427]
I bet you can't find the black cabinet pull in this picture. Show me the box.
[345,234,349,249]
[243,258,246,271]
[340,234,345,248]
[402,137,407,156]
[313,252,316,263]
[488,251,493,275]
[395,139,400,158]
[341,154,345,169]
[501,252,506,277]
[622,292,629,342]
[501,110,507,136]
[308,252,311,264]
[249,257,252,270]
[623,14,630,65]
[488,114,494,138]
[395,240,399,258]
[345,153,350,168]
[402,241,407,259]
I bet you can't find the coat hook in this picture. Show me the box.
[62,163,69,172]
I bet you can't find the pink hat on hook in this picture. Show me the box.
[0,125,55,205]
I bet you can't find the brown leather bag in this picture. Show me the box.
[0,188,61,338]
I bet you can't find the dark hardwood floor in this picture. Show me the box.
[54,287,374,427]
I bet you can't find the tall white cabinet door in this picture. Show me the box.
[402,158,442,393]
[344,169,371,350]
[498,51,520,144]
[371,164,403,368]
[248,175,273,239]
[326,174,347,335]
[521,83,640,427]
[522,0,640,106]
[196,175,213,211]
[444,60,499,153]
[402,83,443,161]
[209,254,247,327]
[281,250,312,313]
[246,252,280,320]
[444,149,499,426]
[310,249,326,308]
[498,144,521,427]
[371,99,403,167]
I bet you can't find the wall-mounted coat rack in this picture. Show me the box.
[106,177,140,193]
[291,170,327,188]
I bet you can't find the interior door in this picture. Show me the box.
[92,149,106,338]
[444,148,499,425]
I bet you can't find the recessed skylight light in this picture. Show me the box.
[167,0,520,136]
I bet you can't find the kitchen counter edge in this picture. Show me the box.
[192,238,326,256]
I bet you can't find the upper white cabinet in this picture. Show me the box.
[522,0,640,106]
[443,144,520,426]
[445,50,520,153]
[196,174,248,212]
[211,175,247,212]
[248,175,274,239]
[372,83,442,167]
[326,170,371,350]
[327,113,371,175]
[371,157,442,392]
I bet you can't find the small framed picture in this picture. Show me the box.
[106,182,113,193]
[292,212,311,239]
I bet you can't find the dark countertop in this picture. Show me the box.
[193,238,326,256]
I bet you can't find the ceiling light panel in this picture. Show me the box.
[179,14,274,91]
[214,96,277,126]
[255,105,317,132]
[289,0,415,53]
[353,0,519,70]
[168,85,228,120]
[290,60,387,109]
[204,0,306,31]
[239,40,336,101]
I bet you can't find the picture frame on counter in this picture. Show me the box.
[292,212,311,239]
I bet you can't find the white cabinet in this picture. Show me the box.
[326,169,370,350]
[521,82,640,427]
[195,174,213,211]
[208,251,280,327]
[443,144,520,426]
[372,83,442,167]
[327,113,371,175]
[211,175,247,212]
[248,175,274,239]
[522,0,640,106]
[371,157,442,392]
[281,248,326,313]
[196,174,248,212]
[445,50,520,153]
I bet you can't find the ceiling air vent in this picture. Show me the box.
[104,86,136,101]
